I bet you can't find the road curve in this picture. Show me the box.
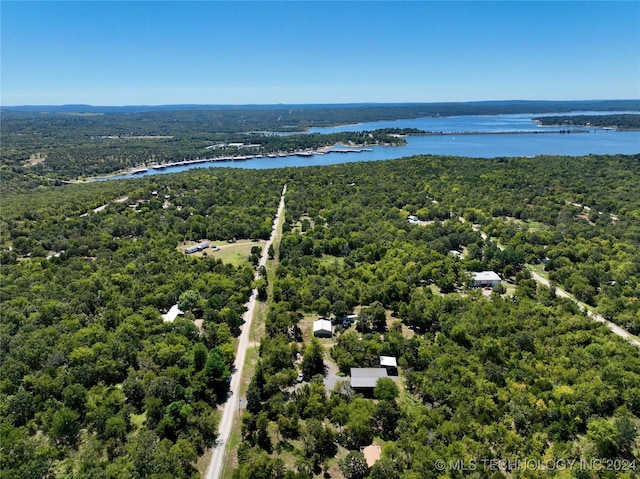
[205,185,287,479]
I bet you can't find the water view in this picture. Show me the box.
[108,112,639,179]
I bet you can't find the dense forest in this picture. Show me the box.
[0,170,285,477]
[235,154,640,478]
[534,114,640,130]
[1,153,639,478]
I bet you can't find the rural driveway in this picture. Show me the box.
[323,357,343,392]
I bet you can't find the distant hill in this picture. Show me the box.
[3,99,639,114]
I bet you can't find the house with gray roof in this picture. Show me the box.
[350,367,388,390]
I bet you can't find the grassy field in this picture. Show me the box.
[209,241,266,267]
[179,239,266,267]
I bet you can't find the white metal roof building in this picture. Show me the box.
[471,271,502,287]
[379,356,398,368]
[162,304,184,323]
[313,319,333,337]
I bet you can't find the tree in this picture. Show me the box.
[219,306,243,333]
[344,399,374,449]
[277,413,300,440]
[492,282,506,295]
[339,451,369,479]
[177,289,200,312]
[6,389,35,426]
[62,383,88,415]
[303,419,337,461]
[255,278,268,301]
[301,338,324,378]
[437,273,456,293]
[256,412,272,453]
[48,407,81,447]
[104,415,127,441]
[332,299,348,319]
[168,439,198,477]
[233,446,285,479]
[587,416,638,458]
[246,379,263,414]
[369,457,400,479]
[373,400,401,440]
[373,377,399,401]
[205,348,231,399]
[193,342,208,371]
[313,297,331,316]
[129,429,160,478]
[368,302,388,332]
[449,323,472,348]
[122,378,145,412]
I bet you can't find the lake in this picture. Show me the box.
[107,112,640,179]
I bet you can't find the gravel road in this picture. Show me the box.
[205,185,287,479]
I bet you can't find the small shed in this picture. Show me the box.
[380,356,398,367]
[380,356,398,376]
[471,271,501,287]
[162,304,184,323]
[350,368,388,390]
[313,319,333,338]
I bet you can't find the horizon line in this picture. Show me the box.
[3,98,639,110]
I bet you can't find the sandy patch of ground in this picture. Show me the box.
[23,153,46,167]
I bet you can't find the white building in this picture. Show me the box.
[162,304,184,323]
[471,271,502,287]
[313,319,333,338]
[379,356,398,368]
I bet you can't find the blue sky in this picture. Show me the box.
[1,1,639,106]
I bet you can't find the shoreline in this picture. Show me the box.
[408,129,588,137]
[81,144,378,182]
[533,119,640,131]
[79,129,591,183]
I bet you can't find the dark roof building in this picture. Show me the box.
[350,368,388,389]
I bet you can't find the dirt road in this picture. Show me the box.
[205,185,287,479]
[459,215,639,348]
[530,271,640,348]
